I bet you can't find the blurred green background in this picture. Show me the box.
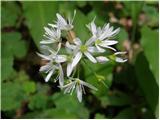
[1,1,159,119]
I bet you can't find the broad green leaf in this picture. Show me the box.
[76,1,87,7]
[1,32,27,81]
[1,57,15,81]
[141,26,158,84]
[1,1,20,28]
[95,113,106,119]
[1,82,25,111]
[22,2,59,49]
[143,4,159,27]
[20,108,77,119]
[51,93,89,118]
[135,52,158,116]
[100,91,131,107]
[116,28,128,50]
[28,93,48,110]
[114,108,134,119]
[23,81,36,95]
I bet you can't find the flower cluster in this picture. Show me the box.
[37,11,127,102]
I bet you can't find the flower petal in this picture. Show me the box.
[55,55,67,63]
[77,85,82,102]
[114,51,127,55]
[85,36,96,46]
[56,13,67,26]
[58,64,64,86]
[67,63,74,77]
[74,38,82,46]
[96,56,109,63]
[115,57,127,63]
[84,52,97,63]
[99,44,117,51]
[95,45,106,53]
[72,52,82,67]
[45,69,54,82]
[36,52,51,60]
[88,46,99,53]
[65,41,77,50]
[80,80,98,91]
[101,40,118,46]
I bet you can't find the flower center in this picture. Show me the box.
[95,39,102,45]
[80,45,88,52]
[76,79,81,85]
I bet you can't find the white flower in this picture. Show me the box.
[40,26,61,44]
[87,19,120,52]
[60,78,98,102]
[66,37,99,68]
[114,52,128,63]
[37,52,67,86]
[52,10,76,31]
[96,56,109,63]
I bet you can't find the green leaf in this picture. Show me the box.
[116,28,128,50]
[135,52,158,116]
[28,93,48,110]
[22,2,59,49]
[1,57,15,81]
[1,82,24,111]
[23,81,36,95]
[100,91,131,107]
[51,93,89,118]
[1,32,27,81]
[141,26,158,84]
[143,4,159,27]
[114,108,135,119]
[95,113,106,119]
[1,1,20,28]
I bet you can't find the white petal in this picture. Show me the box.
[114,51,127,55]
[39,64,51,72]
[88,46,99,53]
[36,52,51,60]
[101,40,118,46]
[80,80,98,91]
[96,56,109,63]
[91,20,97,35]
[85,37,96,46]
[67,63,73,77]
[74,38,82,46]
[45,69,54,82]
[84,52,97,63]
[56,13,67,26]
[111,28,120,36]
[55,55,67,63]
[77,85,82,102]
[58,64,64,86]
[72,52,82,67]
[115,57,127,63]
[65,41,77,50]
[99,44,117,51]
[95,45,106,53]
[40,40,55,44]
